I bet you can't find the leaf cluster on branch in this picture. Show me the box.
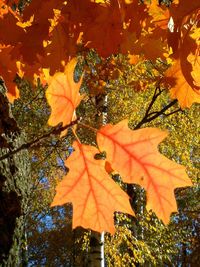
[45,58,192,233]
[0,0,200,106]
[0,0,199,234]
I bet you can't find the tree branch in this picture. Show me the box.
[0,120,78,162]
[144,86,164,117]
[134,89,179,130]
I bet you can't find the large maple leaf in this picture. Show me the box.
[51,141,134,233]
[97,120,192,224]
[165,5,200,108]
[46,58,83,134]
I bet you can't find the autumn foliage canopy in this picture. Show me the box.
[0,0,199,233]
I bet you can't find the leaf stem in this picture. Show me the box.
[72,126,81,143]
[78,122,98,133]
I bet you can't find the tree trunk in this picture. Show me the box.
[88,232,104,267]
[88,94,108,267]
[0,82,31,266]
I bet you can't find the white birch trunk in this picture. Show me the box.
[88,95,108,267]
[88,232,104,267]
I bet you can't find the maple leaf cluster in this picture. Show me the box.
[47,59,192,233]
[0,0,199,107]
[0,0,197,233]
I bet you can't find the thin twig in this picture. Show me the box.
[144,86,164,117]
[0,119,78,162]
[163,108,182,117]
[78,122,98,132]
[134,93,178,130]
[145,99,178,121]
[134,86,163,129]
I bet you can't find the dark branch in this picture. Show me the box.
[144,86,164,117]
[134,87,179,130]
[144,99,178,122]
[163,108,182,117]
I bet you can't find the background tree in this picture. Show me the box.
[0,81,31,266]
[1,52,197,266]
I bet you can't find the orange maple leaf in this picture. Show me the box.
[146,0,170,30]
[0,9,24,46]
[0,46,24,102]
[61,0,123,57]
[169,0,200,28]
[187,52,200,87]
[0,1,10,18]
[41,20,75,75]
[16,0,64,65]
[84,1,123,57]
[46,58,83,135]
[97,120,192,224]
[164,5,200,108]
[51,141,134,233]
[165,59,200,108]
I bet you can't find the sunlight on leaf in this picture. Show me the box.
[46,58,83,135]
[97,120,192,224]
[51,141,134,233]
[165,59,200,108]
